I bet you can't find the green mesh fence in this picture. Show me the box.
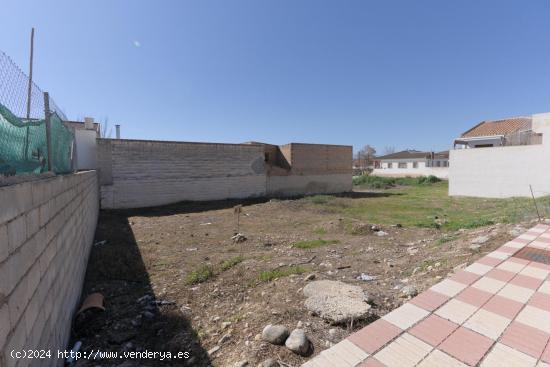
[0,103,73,175]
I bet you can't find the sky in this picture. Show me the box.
[2,1,550,154]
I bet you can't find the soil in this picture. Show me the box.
[71,193,535,367]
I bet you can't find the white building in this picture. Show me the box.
[450,113,550,198]
[453,116,542,148]
[372,150,449,179]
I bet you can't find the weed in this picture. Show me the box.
[220,256,244,271]
[308,195,335,204]
[186,264,214,285]
[313,227,327,235]
[436,234,457,245]
[259,266,308,282]
[292,239,339,249]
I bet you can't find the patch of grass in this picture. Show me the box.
[436,234,457,245]
[292,239,339,249]
[185,264,214,285]
[258,266,308,282]
[313,227,327,236]
[308,195,335,204]
[353,175,441,189]
[220,255,244,271]
[314,181,549,231]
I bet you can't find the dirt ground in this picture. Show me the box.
[71,189,537,367]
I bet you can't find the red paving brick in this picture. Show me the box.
[482,295,524,319]
[500,321,550,359]
[408,314,458,347]
[509,257,530,265]
[455,287,493,307]
[531,261,550,270]
[347,319,402,354]
[514,237,532,244]
[357,358,386,367]
[410,289,449,311]
[438,327,494,366]
[477,256,502,267]
[542,342,550,363]
[498,246,519,254]
[485,268,516,282]
[448,270,480,285]
[528,292,550,310]
[509,274,543,290]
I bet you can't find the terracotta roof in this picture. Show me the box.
[376,150,448,160]
[461,117,532,138]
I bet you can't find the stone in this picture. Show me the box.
[469,244,481,252]
[304,273,316,281]
[376,230,388,237]
[285,329,310,356]
[259,359,279,367]
[208,345,220,356]
[401,285,418,297]
[218,333,231,344]
[303,280,371,324]
[471,235,490,244]
[234,360,248,367]
[261,324,289,345]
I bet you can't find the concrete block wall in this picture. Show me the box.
[97,139,267,209]
[0,171,99,367]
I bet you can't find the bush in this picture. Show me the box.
[186,264,214,285]
[220,256,244,271]
[353,175,441,189]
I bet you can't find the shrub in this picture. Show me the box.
[220,256,244,271]
[186,264,214,285]
[353,175,441,189]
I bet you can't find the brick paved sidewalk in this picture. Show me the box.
[303,224,550,367]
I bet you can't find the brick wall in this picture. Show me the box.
[278,143,352,175]
[266,143,352,196]
[0,171,99,367]
[97,139,267,209]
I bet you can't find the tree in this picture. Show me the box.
[383,146,396,155]
[100,117,113,138]
[356,145,377,169]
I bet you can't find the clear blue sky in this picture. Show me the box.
[2,0,550,154]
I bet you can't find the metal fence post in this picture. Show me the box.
[44,91,53,172]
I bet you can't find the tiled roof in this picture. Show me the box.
[376,150,449,160]
[461,117,532,138]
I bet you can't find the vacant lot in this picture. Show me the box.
[74,180,549,367]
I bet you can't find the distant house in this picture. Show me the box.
[372,150,449,179]
[453,116,542,148]
[449,112,550,198]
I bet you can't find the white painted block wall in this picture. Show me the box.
[449,112,550,198]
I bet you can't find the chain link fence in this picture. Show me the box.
[0,50,73,176]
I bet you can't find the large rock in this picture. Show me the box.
[285,329,310,356]
[261,324,289,345]
[303,280,371,324]
[471,235,490,244]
